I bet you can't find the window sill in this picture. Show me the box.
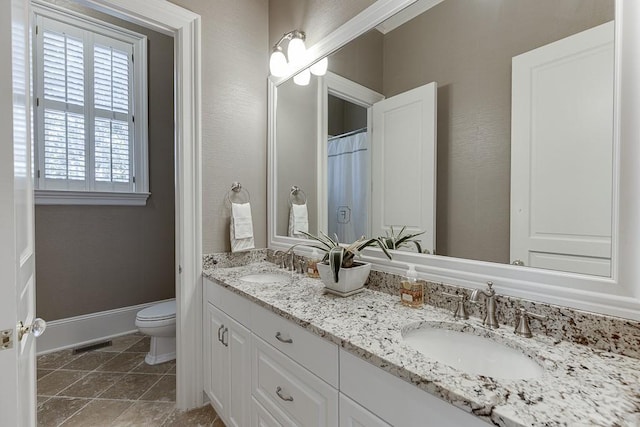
[35,190,150,206]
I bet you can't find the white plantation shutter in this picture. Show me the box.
[34,10,147,201]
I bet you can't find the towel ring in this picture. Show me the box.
[226,181,251,205]
[289,185,307,206]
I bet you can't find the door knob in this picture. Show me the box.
[18,318,46,341]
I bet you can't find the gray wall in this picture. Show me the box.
[36,2,175,320]
[328,95,367,136]
[276,78,319,236]
[383,0,614,263]
[269,0,375,48]
[171,0,269,254]
[328,29,384,94]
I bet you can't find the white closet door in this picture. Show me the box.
[371,82,437,252]
[510,21,614,276]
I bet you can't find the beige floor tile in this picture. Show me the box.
[57,372,125,398]
[37,397,90,427]
[99,373,162,400]
[140,375,176,402]
[37,350,81,370]
[112,401,175,426]
[59,399,132,427]
[60,351,118,371]
[161,404,219,427]
[132,360,174,375]
[213,417,225,427]
[123,336,150,353]
[37,369,55,380]
[167,364,176,374]
[37,370,87,396]
[95,352,145,373]
[37,396,50,407]
[97,335,144,353]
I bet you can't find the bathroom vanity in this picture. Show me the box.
[203,260,640,426]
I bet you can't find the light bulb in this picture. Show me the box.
[269,49,288,77]
[293,68,311,86]
[310,57,328,76]
[287,36,306,65]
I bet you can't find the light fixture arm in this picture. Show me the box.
[272,30,306,50]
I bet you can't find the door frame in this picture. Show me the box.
[317,71,384,237]
[81,0,203,409]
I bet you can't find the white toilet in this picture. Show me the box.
[135,300,176,365]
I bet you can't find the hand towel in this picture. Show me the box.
[288,202,309,238]
[230,202,255,252]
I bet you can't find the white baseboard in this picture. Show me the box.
[37,299,175,355]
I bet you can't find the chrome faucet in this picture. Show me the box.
[273,250,289,269]
[470,281,499,329]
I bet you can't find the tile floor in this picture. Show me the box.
[37,334,224,427]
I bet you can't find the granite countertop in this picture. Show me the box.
[203,261,640,427]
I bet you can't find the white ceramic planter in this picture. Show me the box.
[316,262,371,294]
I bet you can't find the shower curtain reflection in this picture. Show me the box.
[327,130,369,243]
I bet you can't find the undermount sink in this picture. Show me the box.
[239,273,291,284]
[402,323,545,380]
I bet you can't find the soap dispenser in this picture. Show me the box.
[400,264,424,308]
[307,248,321,278]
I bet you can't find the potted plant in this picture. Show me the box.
[379,226,428,254]
[292,231,392,295]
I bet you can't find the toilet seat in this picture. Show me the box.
[136,300,176,322]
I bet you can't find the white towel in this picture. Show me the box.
[230,202,255,252]
[288,203,309,238]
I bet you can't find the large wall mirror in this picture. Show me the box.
[268,0,640,320]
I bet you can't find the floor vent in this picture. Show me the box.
[72,340,112,354]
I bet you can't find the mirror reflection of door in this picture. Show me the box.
[510,21,614,277]
[327,95,369,243]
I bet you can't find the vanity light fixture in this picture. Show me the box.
[269,29,328,84]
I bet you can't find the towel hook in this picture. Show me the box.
[289,185,307,206]
[226,182,251,205]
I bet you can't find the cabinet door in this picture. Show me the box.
[205,303,230,417]
[339,394,390,427]
[252,397,282,427]
[227,316,251,427]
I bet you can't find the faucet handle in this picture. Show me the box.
[441,292,469,320]
[514,307,547,338]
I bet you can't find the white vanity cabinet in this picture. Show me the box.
[203,302,251,427]
[203,277,486,427]
[339,394,391,427]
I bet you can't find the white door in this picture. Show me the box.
[510,21,614,276]
[371,82,437,253]
[0,0,40,426]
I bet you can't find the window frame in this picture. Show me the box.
[32,2,149,206]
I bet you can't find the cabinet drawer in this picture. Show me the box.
[252,336,338,427]
[205,278,251,327]
[339,393,390,427]
[251,396,283,427]
[251,304,338,387]
[340,349,486,427]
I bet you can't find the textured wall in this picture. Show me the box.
[328,29,384,94]
[35,1,175,320]
[269,0,375,48]
[383,0,614,263]
[170,0,269,253]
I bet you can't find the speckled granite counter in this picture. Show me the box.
[203,261,640,427]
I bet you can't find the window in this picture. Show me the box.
[33,4,149,205]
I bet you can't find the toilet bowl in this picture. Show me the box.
[135,300,176,365]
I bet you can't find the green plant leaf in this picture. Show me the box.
[328,247,344,282]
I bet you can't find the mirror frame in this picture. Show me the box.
[268,0,640,321]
